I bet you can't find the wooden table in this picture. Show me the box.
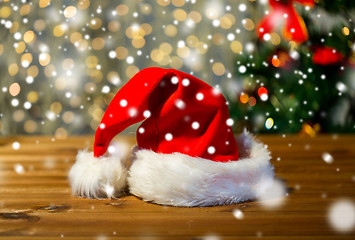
[0,135,354,239]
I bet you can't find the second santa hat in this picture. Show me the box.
[69,67,274,207]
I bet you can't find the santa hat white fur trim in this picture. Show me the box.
[128,131,274,207]
[69,150,127,198]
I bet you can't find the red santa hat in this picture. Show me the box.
[69,67,274,207]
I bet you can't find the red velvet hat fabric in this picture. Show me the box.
[94,67,239,162]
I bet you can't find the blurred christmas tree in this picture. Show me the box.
[229,0,355,134]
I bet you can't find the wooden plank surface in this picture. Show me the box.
[0,134,354,239]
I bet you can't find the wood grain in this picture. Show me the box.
[0,134,354,239]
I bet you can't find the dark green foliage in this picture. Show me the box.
[231,2,355,133]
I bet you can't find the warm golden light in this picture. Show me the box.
[70,32,82,44]
[240,93,249,104]
[62,58,75,71]
[27,91,39,103]
[170,56,183,69]
[132,38,146,48]
[126,66,139,78]
[78,0,90,9]
[188,11,202,23]
[230,41,243,53]
[14,42,25,54]
[108,21,120,32]
[34,19,46,32]
[55,128,68,139]
[9,83,21,97]
[157,0,170,7]
[39,0,51,8]
[89,18,102,30]
[64,6,77,18]
[53,24,66,37]
[116,4,129,16]
[115,46,128,60]
[24,120,37,133]
[92,37,105,50]
[20,4,31,16]
[342,27,350,36]
[85,55,98,69]
[159,42,173,54]
[242,18,255,31]
[270,33,281,45]
[8,63,19,76]
[173,9,187,21]
[24,30,36,44]
[172,0,185,7]
[27,65,39,77]
[0,6,11,18]
[164,25,177,37]
[39,53,51,66]
[55,77,67,90]
[212,62,226,76]
[21,53,33,68]
[177,46,190,58]
[63,111,75,124]
[186,35,199,48]
[50,102,62,114]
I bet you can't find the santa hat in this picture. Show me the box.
[69,67,274,207]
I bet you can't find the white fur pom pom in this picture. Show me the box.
[69,150,127,198]
[128,131,274,207]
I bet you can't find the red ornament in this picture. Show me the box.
[257,0,314,43]
[312,46,344,65]
[258,87,268,97]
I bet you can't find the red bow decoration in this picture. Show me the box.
[257,0,314,43]
[312,46,344,65]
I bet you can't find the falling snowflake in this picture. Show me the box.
[226,118,234,126]
[232,209,244,220]
[171,76,179,84]
[14,164,24,174]
[175,99,186,109]
[107,145,116,154]
[238,65,246,73]
[322,152,334,164]
[165,133,173,141]
[256,178,286,209]
[328,199,355,233]
[192,121,200,129]
[196,92,204,101]
[182,78,190,86]
[128,107,138,117]
[207,146,215,154]
[119,99,128,107]
[12,141,20,150]
[143,110,151,118]
[138,127,145,134]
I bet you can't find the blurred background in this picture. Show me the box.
[0,0,354,138]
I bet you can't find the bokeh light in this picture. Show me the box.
[257,178,286,209]
[328,199,355,233]
[9,83,21,97]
